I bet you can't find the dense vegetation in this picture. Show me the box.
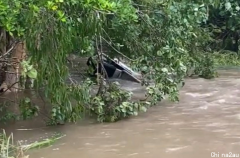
[0,0,239,125]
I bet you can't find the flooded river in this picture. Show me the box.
[1,69,240,158]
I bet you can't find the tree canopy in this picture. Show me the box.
[0,0,239,124]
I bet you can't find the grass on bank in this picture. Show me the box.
[212,51,240,67]
[0,130,65,158]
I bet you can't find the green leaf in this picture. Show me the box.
[225,2,231,10]
[121,108,126,113]
[52,108,57,113]
[161,68,168,73]
[27,69,37,79]
[140,106,147,112]
[142,66,148,72]
[27,65,33,71]
[122,102,128,107]
[133,111,138,116]
[134,103,139,108]
[145,102,151,106]
[236,6,240,11]
[157,51,163,56]
[24,97,31,103]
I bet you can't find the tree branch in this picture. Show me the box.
[101,31,135,61]
[0,81,19,95]
[0,40,18,59]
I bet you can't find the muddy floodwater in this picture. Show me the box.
[1,69,240,158]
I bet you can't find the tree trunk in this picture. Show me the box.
[4,41,27,92]
[233,31,239,53]
[0,27,7,90]
[0,27,27,92]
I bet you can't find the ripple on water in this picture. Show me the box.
[168,122,186,126]
[225,114,240,119]
[165,146,189,153]
[185,91,218,98]
[205,122,228,127]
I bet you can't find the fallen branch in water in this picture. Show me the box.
[22,133,66,150]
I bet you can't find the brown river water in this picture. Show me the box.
[1,69,240,158]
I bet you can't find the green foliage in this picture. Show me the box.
[47,79,93,125]
[0,0,23,36]
[206,0,240,52]
[0,97,38,124]
[0,129,64,158]
[0,102,17,124]
[104,1,210,100]
[1,0,239,124]
[193,53,218,79]
[0,130,22,158]
[213,51,240,66]
[19,97,39,120]
[90,82,149,122]
[21,58,38,79]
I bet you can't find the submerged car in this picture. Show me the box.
[86,54,142,83]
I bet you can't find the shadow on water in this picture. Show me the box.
[1,69,240,158]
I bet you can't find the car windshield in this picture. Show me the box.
[117,61,133,74]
